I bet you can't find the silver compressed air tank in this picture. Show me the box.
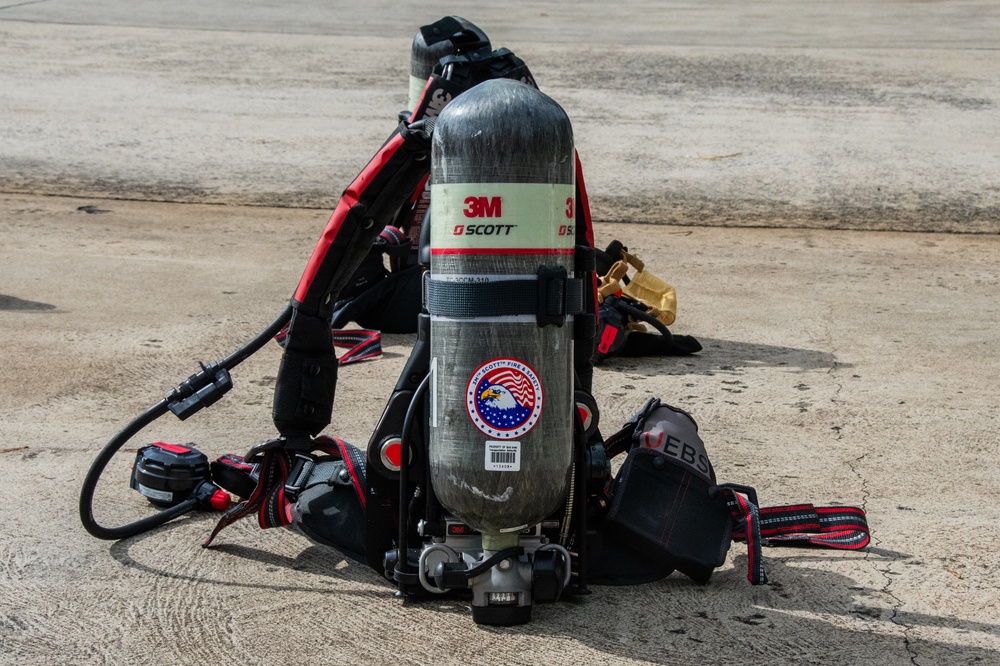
[427,78,576,551]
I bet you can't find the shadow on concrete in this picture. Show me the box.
[0,294,56,311]
[108,515,998,664]
[596,336,846,377]
[521,555,1000,664]
[108,514,386,593]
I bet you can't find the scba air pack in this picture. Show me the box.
[79,16,869,627]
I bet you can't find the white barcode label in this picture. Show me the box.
[485,441,521,471]
[137,483,173,502]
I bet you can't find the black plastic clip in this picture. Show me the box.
[283,452,317,498]
[166,361,233,420]
[244,437,287,463]
[719,483,760,510]
[537,265,569,327]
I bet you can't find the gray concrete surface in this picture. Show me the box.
[1,2,999,665]
[2,1,998,231]
[2,194,999,665]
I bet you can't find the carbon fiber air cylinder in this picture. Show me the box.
[408,17,490,112]
[404,18,491,249]
[427,78,576,551]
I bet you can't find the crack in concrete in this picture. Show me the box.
[826,333,920,665]
[0,0,51,12]
[847,450,920,665]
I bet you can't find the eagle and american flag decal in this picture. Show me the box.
[466,358,543,440]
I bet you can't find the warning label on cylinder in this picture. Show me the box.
[430,183,576,253]
[467,357,543,439]
[485,441,521,472]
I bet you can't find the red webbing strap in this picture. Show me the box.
[599,398,661,461]
[722,487,768,585]
[202,436,364,547]
[724,494,869,583]
[331,329,382,365]
[260,453,298,531]
[733,504,871,550]
[319,434,367,510]
[203,446,293,547]
[573,151,599,319]
[275,325,382,366]
[290,73,457,317]
[291,132,411,310]
[601,424,635,461]
[403,173,431,248]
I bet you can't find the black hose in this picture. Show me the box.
[463,547,523,579]
[395,371,431,591]
[617,301,673,344]
[78,305,293,540]
[221,304,293,369]
[572,403,590,594]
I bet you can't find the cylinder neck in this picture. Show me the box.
[481,531,520,551]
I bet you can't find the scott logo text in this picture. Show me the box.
[452,224,517,236]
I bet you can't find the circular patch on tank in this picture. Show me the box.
[466,358,543,439]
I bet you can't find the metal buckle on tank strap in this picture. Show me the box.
[283,452,317,498]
